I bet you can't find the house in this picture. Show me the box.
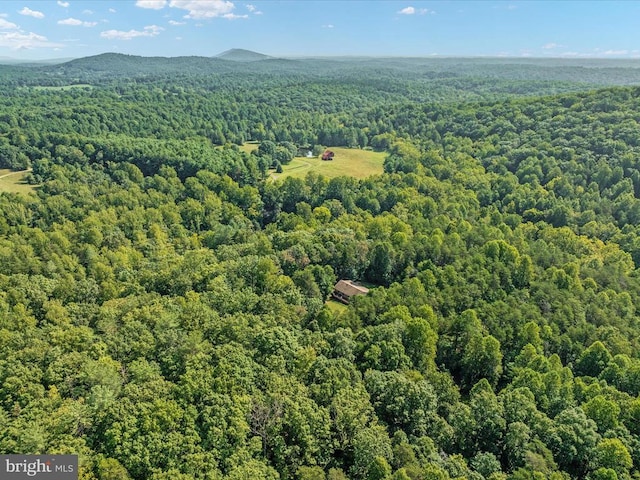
[297,146,312,157]
[321,150,335,161]
[332,280,369,304]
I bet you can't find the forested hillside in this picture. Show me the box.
[2,56,640,480]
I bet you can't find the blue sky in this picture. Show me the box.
[1,1,639,60]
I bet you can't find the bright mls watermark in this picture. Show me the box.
[0,455,77,479]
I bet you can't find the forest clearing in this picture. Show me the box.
[275,147,386,180]
[0,169,34,194]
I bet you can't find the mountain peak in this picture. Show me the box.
[215,49,271,62]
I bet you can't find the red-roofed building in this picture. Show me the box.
[321,150,335,160]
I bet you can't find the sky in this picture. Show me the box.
[1,0,640,60]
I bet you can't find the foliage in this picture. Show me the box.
[2,55,640,480]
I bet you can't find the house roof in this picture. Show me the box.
[334,280,369,297]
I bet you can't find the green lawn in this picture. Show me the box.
[272,147,386,180]
[0,169,36,194]
[325,299,348,315]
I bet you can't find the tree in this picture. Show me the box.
[582,395,620,433]
[576,342,613,378]
[592,439,632,476]
[551,407,600,477]
[402,315,438,373]
[297,466,326,480]
[365,370,437,436]
[469,379,506,456]
[351,426,393,479]
[461,335,503,389]
[471,452,501,478]
[258,140,276,157]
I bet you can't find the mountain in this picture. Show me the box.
[215,49,272,62]
[30,51,312,84]
[6,52,640,89]
[42,52,235,79]
[0,57,74,66]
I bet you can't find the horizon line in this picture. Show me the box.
[4,51,640,63]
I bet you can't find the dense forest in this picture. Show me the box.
[3,53,640,480]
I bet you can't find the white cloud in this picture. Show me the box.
[604,49,628,55]
[136,0,245,20]
[176,36,182,40]
[168,19,186,25]
[397,6,431,15]
[57,1,70,7]
[0,18,19,29]
[82,9,93,15]
[543,42,560,49]
[100,24,164,40]
[169,0,235,19]
[246,4,262,15]
[0,31,62,49]
[322,24,334,29]
[222,13,248,19]
[109,8,116,13]
[58,17,82,25]
[136,0,167,9]
[58,17,97,27]
[19,7,45,19]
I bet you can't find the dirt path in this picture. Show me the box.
[0,168,32,180]
[286,159,312,171]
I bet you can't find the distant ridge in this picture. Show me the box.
[32,51,301,82]
[215,49,272,62]
[45,52,232,78]
[0,56,73,66]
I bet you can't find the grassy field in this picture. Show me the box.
[0,169,36,194]
[31,84,93,91]
[239,142,260,154]
[325,299,348,315]
[273,147,386,180]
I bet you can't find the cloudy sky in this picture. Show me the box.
[1,1,639,60]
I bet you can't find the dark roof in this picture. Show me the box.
[334,280,369,297]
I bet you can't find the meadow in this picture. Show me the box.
[0,169,35,194]
[274,147,386,180]
[30,84,93,91]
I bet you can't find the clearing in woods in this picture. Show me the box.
[0,169,36,194]
[239,141,260,154]
[273,147,386,180]
[30,84,93,91]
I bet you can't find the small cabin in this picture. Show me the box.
[321,150,335,161]
[332,280,369,304]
